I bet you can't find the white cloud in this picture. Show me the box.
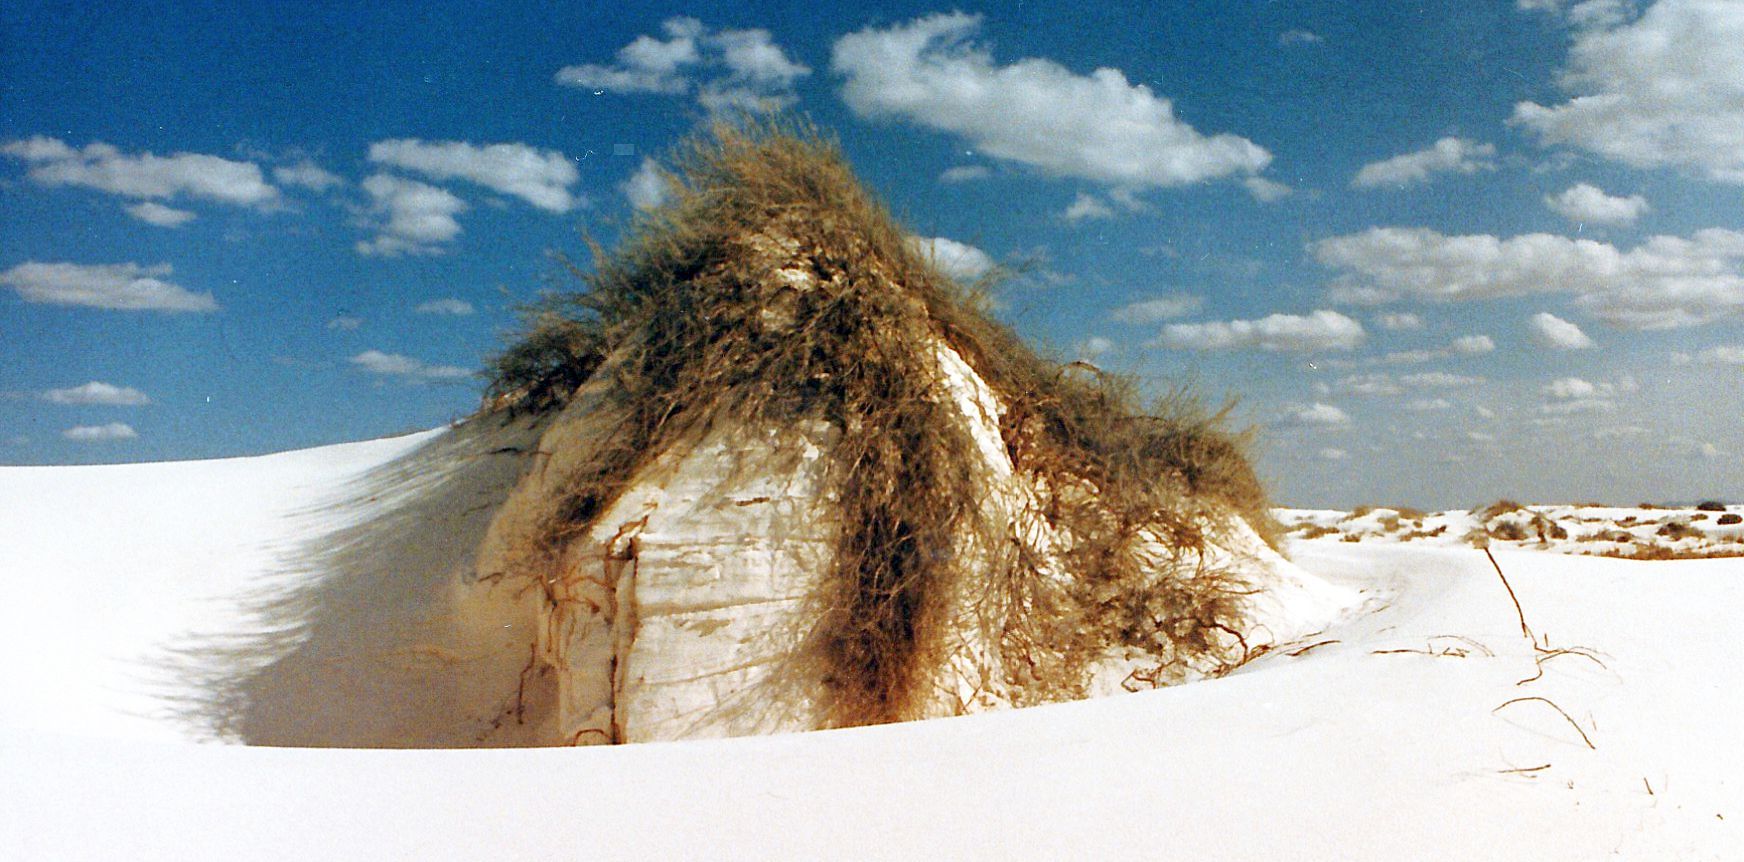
[908,236,994,281]
[1062,192,1114,222]
[327,315,363,331]
[1543,376,1596,398]
[1310,226,1744,329]
[415,298,474,316]
[940,165,990,183]
[1451,334,1496,354]
[1286,403,1351,426]
[354,174,467,257]
[1375,312,1424,330]
[1544,183,1648,226]
[1513,0,1744,183]
[1319,447,1349,461]
[1243,176,1293,202]
[1110,294,1204,324]
[1075,336,1113,360]
[554,17,700,94]
[1351,137,1496,189]
[349,350,472,380]
[1530,311,1595,349]
[0,261,217,312]
[62,422,137,442]
[43,382,150,406]
[1400,371,1485,388]
[833,13,1270,191]
[1,136,278,207]
[367,140,580,213]
[274,159,344,192]
[123,201,196,227]
[1151,310,1364,352]
[1677,345,1744,365]
[1280,29,1323,46]
[1334,374,1404,396]
[1406,398,1454,411]
[556,18,808,112]
[621,157,671,211]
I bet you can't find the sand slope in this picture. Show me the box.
[3,435,1741,859]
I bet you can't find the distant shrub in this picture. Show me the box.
[1696,500,1727,512]
[1718,513,1741,526]
[1656,520,1702,541]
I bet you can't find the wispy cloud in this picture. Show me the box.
[1151,310,1364,352]
[1110,293,1204,324]
[367,139,581,213]
[0,261,217,312]
[1351,137,1496,189]
[62,422,137,441]
[939,165,990,183]
[273,159,344,192]
[43,382,150,406]
[414,298,474,316]
[1,136,278,207]
[124,201,196,227]
[349,350,472,380]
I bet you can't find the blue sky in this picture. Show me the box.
[3,0,1742,508]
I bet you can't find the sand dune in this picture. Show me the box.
[3,432,1741,858]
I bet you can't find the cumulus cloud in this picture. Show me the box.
[1311,226,1744,329]
[833,13,1270,193]
[1544,183,1648,226]
[556,17,809,112]
[367,140,579,213]
[1530,311,1595,349]
[1406,398,1454,411]
[1513,0,1744,183]
[274,159,344,192]
[349,350,472,380]
[354,174,467,257]
[1110,294,1204,324]
[121,201,195,228]
[1,136,278,207]
[908,236,994,281]
[62,422,137,441]
[1151,310,1364,352]
[43,382,150,406]
[415,298,474,316]
[1062,192,1114,222]
[940,165,990,183]
[1351,137,1496,189]
[0,261,216,312]
[621,157,672,211]
[1374,312,1424,330]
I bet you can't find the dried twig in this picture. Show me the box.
[1493,696,1596,749]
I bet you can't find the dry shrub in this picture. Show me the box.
[1719,513,1742,526]
[483,119,1272,727]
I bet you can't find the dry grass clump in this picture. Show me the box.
[483,119,1273,726]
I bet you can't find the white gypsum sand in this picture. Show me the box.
[2,438,1741,858]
